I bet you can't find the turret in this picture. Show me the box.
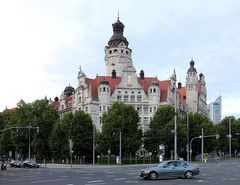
[105,17,133,76]
[186,60,199,112]
[98,80,111,105]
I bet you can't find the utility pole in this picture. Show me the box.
[186,110,189,162]
[174,87,177,160]
[201,128,204,163]
[119,131,122,165]
[229,118,232,158]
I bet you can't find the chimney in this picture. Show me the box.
[178,82,182,89]
[112,69,116,79]
[139,70,144,80]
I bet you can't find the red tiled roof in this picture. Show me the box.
[138,78,171,102]
[177,86,186,104]
[16,99,26,106]
[52,101,60,108]
[159,80,171,102]
[86,76,122,100]
[86,76,171,102]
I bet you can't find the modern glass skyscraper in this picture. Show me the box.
[208,96,222,124]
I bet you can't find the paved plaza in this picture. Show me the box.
[1,160,240,185]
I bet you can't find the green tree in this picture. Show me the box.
[0,109,17,158]
[144,105,175,156]
[215,116,240,155]
[0,99,59,160]
[144,105,216,160]
[49,110,93,162]
[188,113,216,158]
[97,102,142,158]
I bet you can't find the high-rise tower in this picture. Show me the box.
[186,60,199,112]
[104,17,133,76]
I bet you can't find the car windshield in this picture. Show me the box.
[157,161,169,167]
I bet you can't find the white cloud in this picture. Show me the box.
[222,94,240,118]
[0,0,240,119]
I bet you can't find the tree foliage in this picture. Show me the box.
[49,110,93,161]
[215,116,240,155]
[97,102,142,157]
[0,99,59,160]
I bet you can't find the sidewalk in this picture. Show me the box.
[40,163,152,169]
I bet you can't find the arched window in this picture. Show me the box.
[109,50,112,54]
[153,88,156,93]
[103,87,106,92]
[150,89,152,93]
[113,49,118,52]
[126,50,128,54]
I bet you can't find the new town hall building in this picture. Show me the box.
[52,18,208,132]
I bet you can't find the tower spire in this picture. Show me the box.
[117,9,119,20]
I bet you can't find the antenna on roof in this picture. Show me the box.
[117,9,120,20]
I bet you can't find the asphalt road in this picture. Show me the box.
[1,160,240,185]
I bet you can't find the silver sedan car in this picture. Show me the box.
[139,160,200,180]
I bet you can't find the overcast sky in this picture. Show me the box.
[0,0,240,119]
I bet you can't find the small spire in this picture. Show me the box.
[117,9,119,20]
[171,68,177,81]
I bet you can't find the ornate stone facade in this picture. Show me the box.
[52,18,208,132]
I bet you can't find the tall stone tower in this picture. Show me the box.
[104,17,133,76]
[186,60,199,112]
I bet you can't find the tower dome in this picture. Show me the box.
[108,18,129,47]
[64,85,75,97]
[187,60,197,73]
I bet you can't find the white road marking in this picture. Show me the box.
[114,178,126,181]
[87,180,104,183]
[125,181,138,183]
[29,178,66,184]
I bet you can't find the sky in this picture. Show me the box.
[0,0,240,119]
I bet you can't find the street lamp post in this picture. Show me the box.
[201,128,204,163]
[229,118,232,158]
[186,109,189,162]
[190,131,219,162]
[28,125,32,160]
[92,110,96,165]
[189,136,201,162]
[0,125,39,160]
[119,131,122,165]
[174,87,177,160]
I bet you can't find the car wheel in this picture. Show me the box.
[185,171,193,179]
[149,171,158,180]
